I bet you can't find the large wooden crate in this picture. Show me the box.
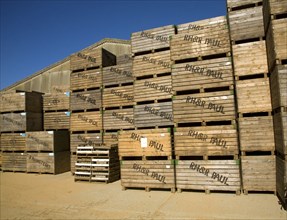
[118,128,172,157]
[236,78,272,114]
[103,108,134,130]
[174,125,239,157]
[27,151,70,174]
[2,152,27,172]
[171,16,230,61]
[120,160,175,191]
[26,131,70,152]
[241,155,276,193]
[239,116,275,153]
[70,69,102,91]
[44,112,70,130]
[134,102,173,128]
[276,156,287,210]
[131,25,175,54]
[0,91,42,113]
[0,112,43,132]
[43,92,70,111]
[263,0,287,31]
[228,6,264,42]
[70,133,103,153]
[134,75,172,102]
[133,50,171,77]
[1,133,26,152]
[227,0,262,9]
[102,63,133,86]
[103,85,133,108]
[232,41,268,77]
[273,112,287,156]
[70,112,102,131]
[176,159,241,193]
[172,57,234,92]
[173,90,236,124]
[70,89,102,111]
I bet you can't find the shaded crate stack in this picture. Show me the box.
[132,25,175,129]
[119,129,175,192]
[74,145,120,183]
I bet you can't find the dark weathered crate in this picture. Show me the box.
[227,0,262,9]
[102,63,133,86]
[271,64,287,109]
[176,160,241,193]
[276,155,287,210]
[70,89,102,111]
[44,112,70,130]
[70,69,102,91]
[43,92,70,111]
[70,133,103,153]
[121,160,175,191]
[103,108,134,130]
[118,128,172,157]
[103,85,133,108]
[1,133,26,151]
[273,112,287,156]
[2,152,27,172]
[70,112,102,131]
[0,112,43,132]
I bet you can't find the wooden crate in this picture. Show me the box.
[26,131,70,152]
[44,112,70,130]
[102,62,133,86]
[232,41,268,77]
[71,153,76,174]
[176,160,241,193]
[70,133,103,153]
[117,54,133,65]
[2,152,27,172]
[173,90,236,124]
[0,112,43,132]
[239,116,275,153]
[120,160,175,191]
[241,155,276,193]
[133,50,171,77]
[1,133,26,152]
[70,69,102,91]
[263,0,287,31]
[171,16,230,61]
[70,89,102,111]
[43,92,70,111]
[103,108,134,130]
[172,57,234,92]
[118,128,172,157]
[103,132,118,147]
[70,112,102,131]
[236,78,272,114]
[134,102,173,128]
[273,112,287,156]
[174,125,239,157]
[27,151,70,174]
[276,156,287,209]
[228,6,264,41]
[131,25,175,54]
[134,75,172,102]
[227,0,262,9]
[0,91,42,113]
[103,85,133,108]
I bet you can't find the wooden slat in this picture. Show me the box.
[273,112,287,156]
[70,112,102,131]
[43,93,70,111]
[71,154,76,174]
[70,133,103,153]
[102,62,133,86]
[227,0,261,9]
[103,132,118,147]
[103,85,133,108]
[116,54,133,65]
[70,69,102,91]
[103,108,134,130]
[70,89,102,111]
[1,133,26,151]
[276,156,287,209]
[44,112,70,130]
[2,152,27,172]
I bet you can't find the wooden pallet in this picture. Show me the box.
[44,112,70,130]
[70,112,102,132]
[239,116,275,153]
[2,152,27,172]
[102,62,133,86]
[70,89,102,111]
[0,133,26,152]
[43,92,70,111]
[103,85,133,108]
[70,69,102,91]
[171,16,230,61]
[70,133,103,153]
[273,112,287,156]
[241,155,276,194]
[176,159,241,194]
[174,125,238,157]
[103,108,134,130]
[236,78,272,114]
[131,25,175,54]
[276,155,287,210]
[120,160,175,192]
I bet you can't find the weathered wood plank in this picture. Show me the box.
[102,62,133,86]
[103,85,133,108]
[44,112,70,130]
[2,152,27,172]
[276,155,287,209]
[1,133,26,151]
[70,112,102,131]
[43,92,70,111]
[70,89,101,111]
[103,108,134,130]
[70,69,102,91]
[273,112,287,156]
[70,133,103,153]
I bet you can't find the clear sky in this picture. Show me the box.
[0,0,226,90]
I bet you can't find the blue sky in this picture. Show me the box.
[0,0,226,90]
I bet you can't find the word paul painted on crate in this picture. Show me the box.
[188,130,227,149]
[144,81,172,95]
[142,56,171,69]
[77,135,100,147]
[111,89,134,102]
[76,93,96,105]
[130,132,164,152]
[112,112,134,125]
[77,52,96,63]
[184,35,221,47]
[186,96,225,114]
[144,106,173,122]
[133,163,167,184]
[78,114,98,126]
[110,67,133,79]
[185,64,223,80]
[140,31,169,43]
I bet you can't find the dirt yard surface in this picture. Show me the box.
[0,172,286,220]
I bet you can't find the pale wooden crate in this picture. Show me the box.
[70,112,102,132]
[134,102,173,128]
[102,62,133,86]
[173,90,236,124]
[236,78,272,114]
[70,69,102,91]
[229,6,264,41]
[43,92,70,111]
[70,133,102,153]
[171,16,230,61]
[71,153,76,174]
[227,0,262,9]
[44,112,70,130]
[176,160,241,193]
[133,50,171,77]
[241,155,276,193]
[0,91,42,113]
[118,128,172,158]
[2,152,27,172]
[103,132,118,147]
[26,131,69,152]
[276,155,287,209]
[172,57,234,92]
[263,0,287,31]
[131,25,175,54]
[103,85,133,108]
[70,89,102,111]
[232,41,268,77]
[1,133,26,152]
[239,116,275,153]
[273,112,287,156]
[103,108,134,130]
[27,151,70,174]
[120,160,175,191]
[134,75,172,102]
[0,112,43,132]
[174,125,239,157]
